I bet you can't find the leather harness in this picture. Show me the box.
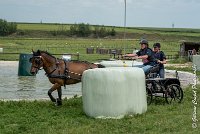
[46,60,85,88]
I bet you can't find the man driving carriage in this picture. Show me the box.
[124,39,157,75]
[153,43,167,78]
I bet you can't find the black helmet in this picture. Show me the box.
[140,39,148,45]
[153,43,161,48]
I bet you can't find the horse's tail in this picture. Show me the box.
[96,64,105,68]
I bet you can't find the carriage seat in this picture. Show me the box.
[146,64,160,78]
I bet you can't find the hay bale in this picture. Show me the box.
[82,67,147,119]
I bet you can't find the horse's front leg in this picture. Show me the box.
[56,87,62,106]
[48,83,60,103]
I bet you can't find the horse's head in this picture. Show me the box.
[29,50,43,75]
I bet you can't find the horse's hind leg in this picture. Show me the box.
[48,88,56,102]
[58,87,62,100]
[56,87,62,106]
[48,83,59,103]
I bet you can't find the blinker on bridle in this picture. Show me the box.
[30,56,43,71]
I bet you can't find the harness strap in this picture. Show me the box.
[46,60,85,84]
[46,58,59,77]
[46,68,57,77]
[64,60,68,88]
[68,71,82,76]
[32,66,42,70]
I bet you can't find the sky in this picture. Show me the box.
[0,0,200,28]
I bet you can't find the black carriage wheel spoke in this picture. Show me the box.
[174,85,183,102]
[146,87,153,105]
[165,84,183,104]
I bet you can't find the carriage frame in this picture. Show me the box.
[146,65,184,105]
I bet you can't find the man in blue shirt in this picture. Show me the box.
[124,39,156,75]
[153,43,166,78]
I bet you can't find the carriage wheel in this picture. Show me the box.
[146,87,153,105]
[165,84,183,104]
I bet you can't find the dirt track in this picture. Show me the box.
[165,70,199,88]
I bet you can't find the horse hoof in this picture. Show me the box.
[54,102,58,106]
[56,98,62,106]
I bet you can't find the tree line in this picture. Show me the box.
[0,19,17,36]
[0,19,116,38]
[52,23,116,37]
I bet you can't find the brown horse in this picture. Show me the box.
[29,50,104,105]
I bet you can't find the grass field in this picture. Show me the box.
[17,23,200,34]
[16,23,200,39]
[0,85,199,134]
[0,38,180,61]
[0,23,199,61]
[17,23,71,31]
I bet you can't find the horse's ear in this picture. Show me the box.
[37,50,41,55]
[32,49,37,56]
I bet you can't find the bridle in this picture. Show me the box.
[29,56,43,73]
[30,55,60,76]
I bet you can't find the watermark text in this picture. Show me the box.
[192,64,198,128]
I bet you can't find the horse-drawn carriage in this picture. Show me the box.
[146,65,183,105]
[29,50,183,106]
[99,58,184,105]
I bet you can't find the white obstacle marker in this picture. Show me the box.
[99,60,143,67]
[193,55,200,71]
[82,67,147,119]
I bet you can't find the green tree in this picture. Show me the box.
[0,19,17,36]
[77,23,91,37]
[69,24,78,36]
[99,26,107,37]
[93,26,100,38]
[110,27,116,36]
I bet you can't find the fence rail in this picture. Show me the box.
[0,53,79,61]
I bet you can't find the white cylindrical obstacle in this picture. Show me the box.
[99,60,143,67]
[82,67,147,119]
[193,55,200,71]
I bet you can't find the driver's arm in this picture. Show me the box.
[124,53,137,57]
[157,52,167,64]
[157,59,166,64]
[138,55,148,59]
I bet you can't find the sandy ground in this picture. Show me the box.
[0,61,19,67]
[165,70,199,87]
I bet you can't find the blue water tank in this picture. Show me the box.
[18,54,34,76]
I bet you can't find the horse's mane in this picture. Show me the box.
[34,50,56,59]
[34,50,99,66]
